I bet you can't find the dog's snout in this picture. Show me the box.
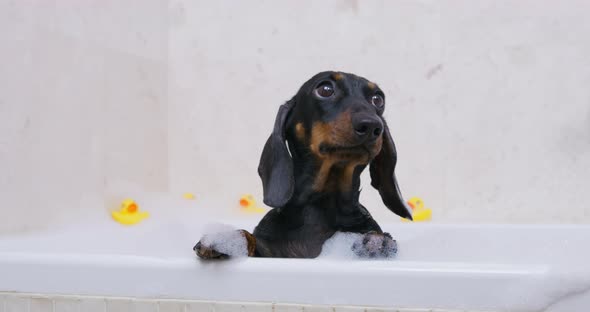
[352,115,383,141]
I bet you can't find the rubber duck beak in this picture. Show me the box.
[240,194,257,207]
[126,203,137,213]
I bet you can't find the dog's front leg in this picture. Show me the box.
[193,230,257,260]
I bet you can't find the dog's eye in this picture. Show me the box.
[371,94,384,108]
[315,82,335,98]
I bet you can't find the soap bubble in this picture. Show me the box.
[199,223,249,257]
[318,232,364,259]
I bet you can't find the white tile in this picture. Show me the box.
[158,301,184,312]
[365,308,403,312]
[332,307,365,312]
[273,304,304,312]
[185,301,214,312]
[132,300,157,312]
[4,295,29,312]
[79,298,106,312]
[212,302,248,312]
[106,299,132,312]
[242,302,272,312]
[30,296,53,312]
[302,305,333,312]
[432,310,474,312]
[55,298,80,312]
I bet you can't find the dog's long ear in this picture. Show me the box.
[258,99,295,208]
[370,122,413,220]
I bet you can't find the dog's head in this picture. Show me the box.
[258,71,412,220]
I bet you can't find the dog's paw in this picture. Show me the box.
[193,229,256,260]
[193,241,230,260]
[351,232,397,258]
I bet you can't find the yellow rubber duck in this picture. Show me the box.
[183,193,196,200]
[111,199,149,225]
[239,194,266,214]
[402,196,432,222]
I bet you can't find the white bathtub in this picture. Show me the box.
[1,220,589,312]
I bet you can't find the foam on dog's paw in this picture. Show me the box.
[351,232,397,258]
[319,232,364,259]
[194,241,229,259]
[196,223,249,258]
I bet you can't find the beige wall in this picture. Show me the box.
[168,0,590,224]
[0,0,169,233]
[1,0,589,233]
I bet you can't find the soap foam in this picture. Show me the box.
[318,232,364,259]
[199,223,249,257]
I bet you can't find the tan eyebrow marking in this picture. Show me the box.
[332,73,344,81]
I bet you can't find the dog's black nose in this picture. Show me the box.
[352,116,383,141]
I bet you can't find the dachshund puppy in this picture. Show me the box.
[194,71,412,259]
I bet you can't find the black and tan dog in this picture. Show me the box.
[194,71,413,259]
